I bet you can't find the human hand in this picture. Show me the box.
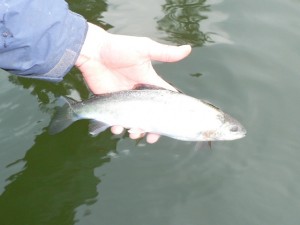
[75,23,192,143]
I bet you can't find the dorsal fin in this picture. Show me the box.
[202,100,221,111]
[132,83,167,90]
[132,83,183,93]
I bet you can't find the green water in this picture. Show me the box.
[1,0,300,224]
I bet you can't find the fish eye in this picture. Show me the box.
[230,125,239,132]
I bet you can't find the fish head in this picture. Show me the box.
[214,113,246,140]
[197,113,246,141]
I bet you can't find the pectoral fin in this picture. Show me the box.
[89,120,110,136]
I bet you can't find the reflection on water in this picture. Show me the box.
[0,122,119,225]
[7,69,91,106]
[157,0,211,46]
[67,0,113,30]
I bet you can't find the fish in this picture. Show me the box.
[49,84,246,141]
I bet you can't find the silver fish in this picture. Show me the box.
[49,84,246,141]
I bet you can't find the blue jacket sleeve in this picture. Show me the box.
[0,0,87,82]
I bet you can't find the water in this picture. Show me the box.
[1,0,300,224]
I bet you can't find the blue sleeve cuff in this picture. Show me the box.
[20,11,88,82]
[0,1,88,82]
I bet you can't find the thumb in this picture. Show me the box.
[147,41,192,62]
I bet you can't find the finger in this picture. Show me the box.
[147,42,192,62]
[129,132,146,140]
[146,133,160,144]
[111,126,124,135]
[128,128,146,139]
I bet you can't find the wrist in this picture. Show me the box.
[75,22,107,68]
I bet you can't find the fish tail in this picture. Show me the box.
[48,97,78,134]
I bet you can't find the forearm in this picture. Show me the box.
[0,0,87,81]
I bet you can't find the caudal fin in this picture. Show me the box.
[48,97,78,134]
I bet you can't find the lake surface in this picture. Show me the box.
[1,0,300,224]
